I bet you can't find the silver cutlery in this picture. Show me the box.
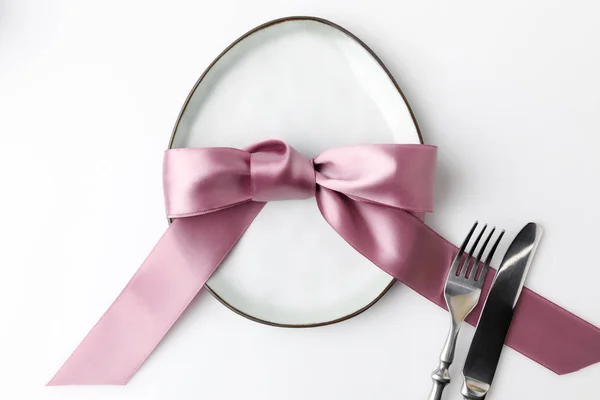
[428,222,504,400]
[461,222,543,399]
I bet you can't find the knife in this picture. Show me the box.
[461,222,543,399]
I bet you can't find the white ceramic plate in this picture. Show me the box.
[170,16,422,326]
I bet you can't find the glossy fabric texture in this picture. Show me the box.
[49,139,600,385]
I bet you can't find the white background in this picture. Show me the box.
[1,0,599,399]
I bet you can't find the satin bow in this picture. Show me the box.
[49,139,600,385]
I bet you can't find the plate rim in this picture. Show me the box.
[167,15,424,328]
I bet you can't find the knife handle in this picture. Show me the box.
[461,378,488,400]
[463,395,486,400]
[427,360,450,400]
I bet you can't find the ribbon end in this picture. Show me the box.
[46,368,71,386]
[46,374,130,386]
[552,352,600,376]
[46,377,66,386]
[46,364,131,386]
[46,373,69,386]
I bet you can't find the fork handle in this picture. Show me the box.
[427,321,460,400]
[427,360,451,400]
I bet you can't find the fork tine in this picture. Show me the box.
[463,224,487,278]
[470,227,495,280]
[477,229,505,282]
[449,221,478,276]
[475,227,495,264]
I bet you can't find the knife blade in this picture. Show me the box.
[461,222,543,399]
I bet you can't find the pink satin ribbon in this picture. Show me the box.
[49,139,600,385]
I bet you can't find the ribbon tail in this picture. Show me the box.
[48,202,265,385]
[316,187,600,375]
[493,287,600,374]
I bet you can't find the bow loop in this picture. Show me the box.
[162,139,317,218]
[163,147,251,218]
[314,144,437,213]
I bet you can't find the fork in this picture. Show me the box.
[427,221,504,400]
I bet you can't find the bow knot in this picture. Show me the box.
[247,139,315,201]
